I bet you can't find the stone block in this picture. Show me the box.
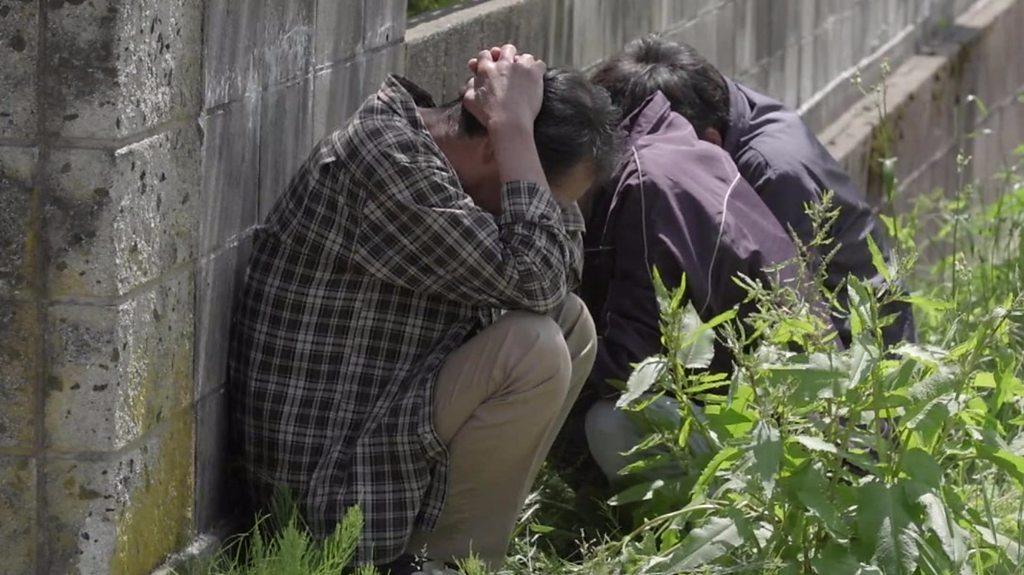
[0,146,38,300]
[200,96,260,255]
[45,271,194,452]
[195,239,251,400]
[259,78,313,219]
[41,410,193,575]
[42,0,203,140]
[45,125,200,298]
[0,0,38,140]
[315,0,362,67]
[363,0,405,51]
[260,0,314,88]
[204,0,264,108]
[0,300,40,451]
[0,456,35,575]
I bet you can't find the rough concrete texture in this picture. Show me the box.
[404,0,980,133]
[0,0,38,141]
[41,410,193,575]
[45,126,201,299]
[45,271,194,453]
[41,0,203,141]
[822,0,1024,207]
[0,146,38,300]
[0,455,36,575]
[0,300,40,451]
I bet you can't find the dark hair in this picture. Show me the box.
[459,68,622,184]
[590,35,730,136]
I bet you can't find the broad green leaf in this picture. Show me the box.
[607,479,665,506]
[692,446,740,500]
[855,481,921,575]
[749,420,782,496]
[976,525,1023,567]
[848,335,880,394]
[975,445,1024,486]
[813,541,862,575]
[675,303,717,369]
[664,516,743,571]
[786,461,849,540]
[903,295,954,313]
[617,357,666,408]
[917,492,969,568]
[793,435,839,454]
[901,448,943,490]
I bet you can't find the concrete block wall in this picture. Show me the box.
[822,0,1024,206]
[1,1,203,574]
[405,0,981,133]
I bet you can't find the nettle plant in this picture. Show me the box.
[603,193,1024,574]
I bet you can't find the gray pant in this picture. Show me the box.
[585,397,710,483]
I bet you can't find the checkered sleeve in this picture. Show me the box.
[353,149,576,313]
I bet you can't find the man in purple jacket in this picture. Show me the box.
[592,36,915,349]
[569,87,804,480]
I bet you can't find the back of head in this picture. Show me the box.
[461,68,622,186]
[590,36,730,136]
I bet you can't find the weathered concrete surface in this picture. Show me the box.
[45,127,201,299]
[0,455,36,575]
[822,0,1024,208]
[404,0,986,134]
[0,0,203,572]
[0,146,38,300]
[0,0,38,141]
[45,272,194,453]
[40,410,193,575]
[41,0,203,141]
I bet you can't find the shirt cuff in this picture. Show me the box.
[499,180,562,225]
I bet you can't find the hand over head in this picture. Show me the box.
[462,44,547,135]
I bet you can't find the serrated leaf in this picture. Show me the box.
[617,357,666,408]
[975,445,1024,486]
[855,482,921,575]
[676,303,716,369]
[750,421,782,496]
[918,492,969,567]
[663,516,743,571]
[787,462,850,540]
[902,448,943,490]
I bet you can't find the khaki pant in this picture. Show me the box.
[406,295,597,568]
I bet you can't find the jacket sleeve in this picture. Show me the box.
[351,147,580,314]
[743,147,915,346]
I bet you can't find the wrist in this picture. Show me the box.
[489,116,534,141]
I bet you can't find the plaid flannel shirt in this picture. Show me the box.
[228,76,584,564]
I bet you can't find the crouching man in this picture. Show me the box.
[573,53,807,483]
[227,45,620,572]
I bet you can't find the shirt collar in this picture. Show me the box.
[723,77,750,157]
[377,75,437,130]
[620,91,674,147]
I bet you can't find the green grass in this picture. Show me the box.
[408,0,466,18]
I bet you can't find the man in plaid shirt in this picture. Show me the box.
[228,45,620,570]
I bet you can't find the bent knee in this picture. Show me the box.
[498,311,572,399]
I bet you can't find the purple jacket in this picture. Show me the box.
[581,92,801,390]
[724,80,915,346]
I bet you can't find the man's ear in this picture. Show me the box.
[702,127,723,148]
